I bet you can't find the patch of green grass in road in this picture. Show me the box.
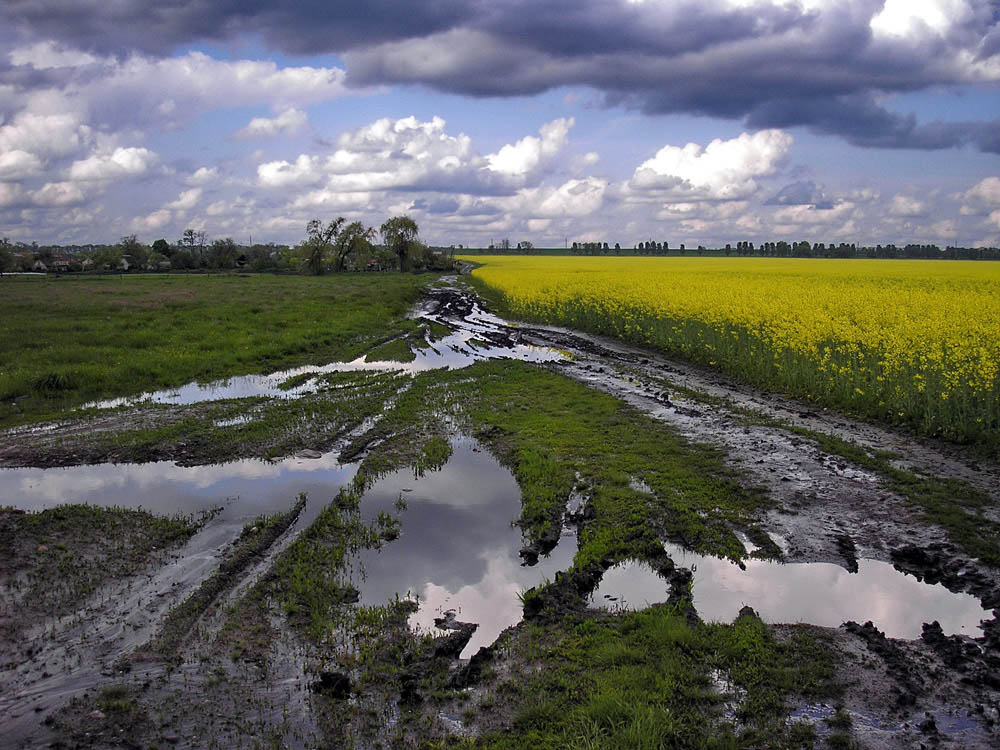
[461,606,837,750]
[443,360,776,568]
[0,273,433,429]
[365,335,418,363]
[0,504,205,640]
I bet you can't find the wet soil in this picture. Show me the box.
[1,279,999,748]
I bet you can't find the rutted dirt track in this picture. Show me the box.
[1,279,998,748]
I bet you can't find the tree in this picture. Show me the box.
[152,238,172,257]
[207,237,238,269]
[331,221,374,272]
[118,234,149,268]
[380,216,419,272]
[92,245,123,272]
[179,229,207,267]
[0,237,13,275]
[304,217,345,275]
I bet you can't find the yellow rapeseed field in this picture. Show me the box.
[465,255,1000,451]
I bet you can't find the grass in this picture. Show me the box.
[438,360,776,567]
[0,273,434,429]
[473,606,839,749]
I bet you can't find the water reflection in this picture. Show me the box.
[591,543,989,639]
[0,452,358,525]
[354,439,576,657]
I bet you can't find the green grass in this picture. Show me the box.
[0,273,433,428]
[475,607,839,749]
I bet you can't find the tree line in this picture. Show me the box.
[474,239,1000,261]
[0,215,457,275]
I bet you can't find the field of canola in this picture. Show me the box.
[467,256,1000,454]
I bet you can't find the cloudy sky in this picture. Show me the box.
[1,0,999,248]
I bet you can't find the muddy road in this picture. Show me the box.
[1,278,998,749]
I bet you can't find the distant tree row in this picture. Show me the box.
[465,237,1000,261]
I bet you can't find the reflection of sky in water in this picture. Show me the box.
[592,543,989,639]
[0,453,358,526]
[354,439,576,658]
[84,291,566,409]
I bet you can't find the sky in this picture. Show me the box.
[1,0,999,249]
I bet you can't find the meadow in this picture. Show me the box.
[467,256,1000,455]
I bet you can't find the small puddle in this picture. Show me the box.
[590,543,989,639]
[352,439,576,658]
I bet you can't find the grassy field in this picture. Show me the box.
[466,256,1000,455]
[0,273,432,428]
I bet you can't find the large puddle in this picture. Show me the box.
[591,543,990,639]
[85,285,568,410]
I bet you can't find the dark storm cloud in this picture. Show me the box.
[5,0,999,152]
[0,0,470,56]
[766,181,835,209]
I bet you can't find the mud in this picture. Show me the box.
[2,279,999,748]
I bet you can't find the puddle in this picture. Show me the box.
[352,439,576,658]
[590,543,989,639]
[84,286,568,410]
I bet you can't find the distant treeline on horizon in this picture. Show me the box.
[459,241,1000,261]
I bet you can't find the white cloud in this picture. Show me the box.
[32,181,86,206]
[870,0,974,39]
[631,130,793,201]
[186,167,219,186]
[771,201,857,226]
[960,176,1000,215]
[236,108,309,139]
[257,154,323,189]
[0,150,44,181]
[260,115,572,199]
[485,118,573,176]
[889,195,926,217]
[0,112,86,160]
[68,147,157,181]
[130,209,172,232]
[531,177,608,218]
[164,188,202,211]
